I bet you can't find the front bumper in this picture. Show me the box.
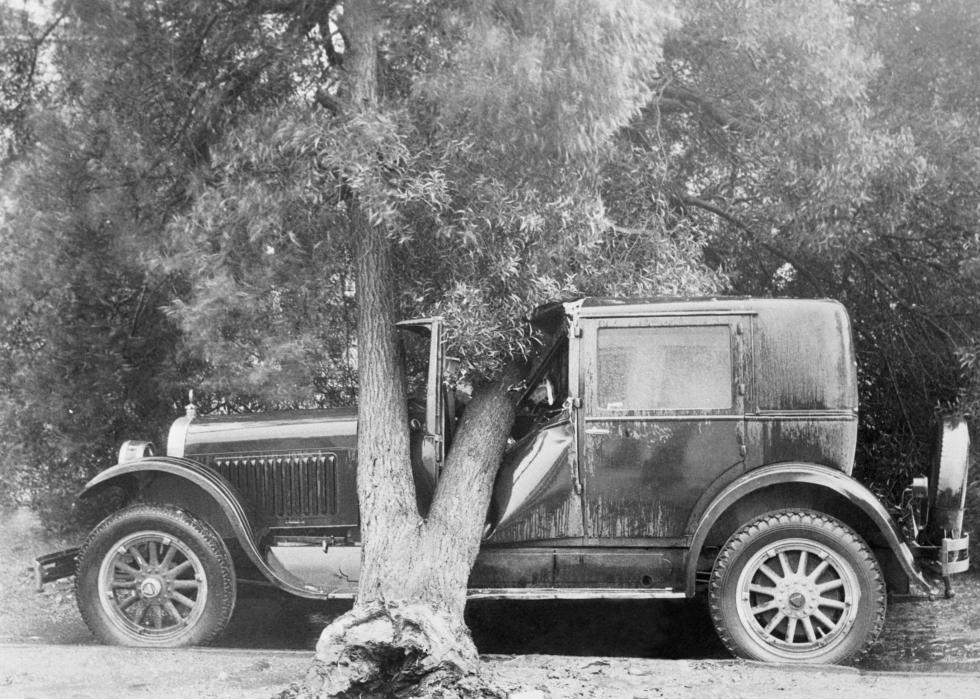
[33,547,79,590]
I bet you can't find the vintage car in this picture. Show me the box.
[36,297,971,664]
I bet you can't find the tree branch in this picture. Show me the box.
[644,85,756,134]
[314,87,343,115]
[846,249,962,349]
[6,8,69,136]
[672,193,825,294]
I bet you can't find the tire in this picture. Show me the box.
[708,510,885,664]
[76,504,236,647]
[929,418,971,536]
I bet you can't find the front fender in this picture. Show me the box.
[80,457,346,599]
[685,462,934,595]
[82,456,253,538]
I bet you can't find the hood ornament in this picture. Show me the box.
[185,389,198,419]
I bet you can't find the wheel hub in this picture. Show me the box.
[139,577,164,599]
[772,576,818,618]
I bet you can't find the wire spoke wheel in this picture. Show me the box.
[98,531,207,640]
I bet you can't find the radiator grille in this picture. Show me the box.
[209,452,339,519]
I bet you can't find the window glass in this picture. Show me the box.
[597,325,732,410]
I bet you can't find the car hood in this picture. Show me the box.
[169,407,358,458]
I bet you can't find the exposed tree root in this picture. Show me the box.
[290,601,504,699]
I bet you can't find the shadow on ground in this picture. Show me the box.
[224,575,980,672]
[467,598,727,658]
[220,592,728,660]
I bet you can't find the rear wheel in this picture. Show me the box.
[76,504,236,647]
[709,510,885,664]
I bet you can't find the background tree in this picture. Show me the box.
[0,0,326,515]
[0,2,66,160]
[628,0,980,495]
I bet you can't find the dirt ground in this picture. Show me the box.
[486,657,980,698]
[3,506,980,698]
[3,642,980,699]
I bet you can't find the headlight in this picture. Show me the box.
[117,440,154,463]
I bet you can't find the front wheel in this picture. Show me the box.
[76,504,236,647]
[709,510,885,664]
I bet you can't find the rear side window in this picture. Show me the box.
[754,304,857,411]
[597,325,732,411]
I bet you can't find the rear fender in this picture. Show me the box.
[80,457,344,599]
[686,462,936,596]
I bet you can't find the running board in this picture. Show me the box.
[262,588,688,601]
[466,587,687,600]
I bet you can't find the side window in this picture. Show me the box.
[597,325,733,411]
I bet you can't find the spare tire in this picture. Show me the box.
[929,418,971,538]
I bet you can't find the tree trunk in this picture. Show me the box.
[293,4,521,696]
[303,358,520,698]
[299,208,521,697]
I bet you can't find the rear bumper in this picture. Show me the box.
[925,534,970,577]
[33,548,79,590]
[904,534,970,599]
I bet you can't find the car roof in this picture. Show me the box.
[570,296,842,317]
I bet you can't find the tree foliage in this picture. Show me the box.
[0,0,976,567]
[0,0,328,514]
[626,0,980,493]
[165,0,719,397]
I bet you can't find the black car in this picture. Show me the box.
[38,297,971,664]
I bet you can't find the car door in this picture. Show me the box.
[578,314,749,544]
[397,317,447,515]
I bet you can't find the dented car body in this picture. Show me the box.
[38,297,971,663]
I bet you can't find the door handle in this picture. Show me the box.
[563,397,584,495]
[585,427,610,435]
